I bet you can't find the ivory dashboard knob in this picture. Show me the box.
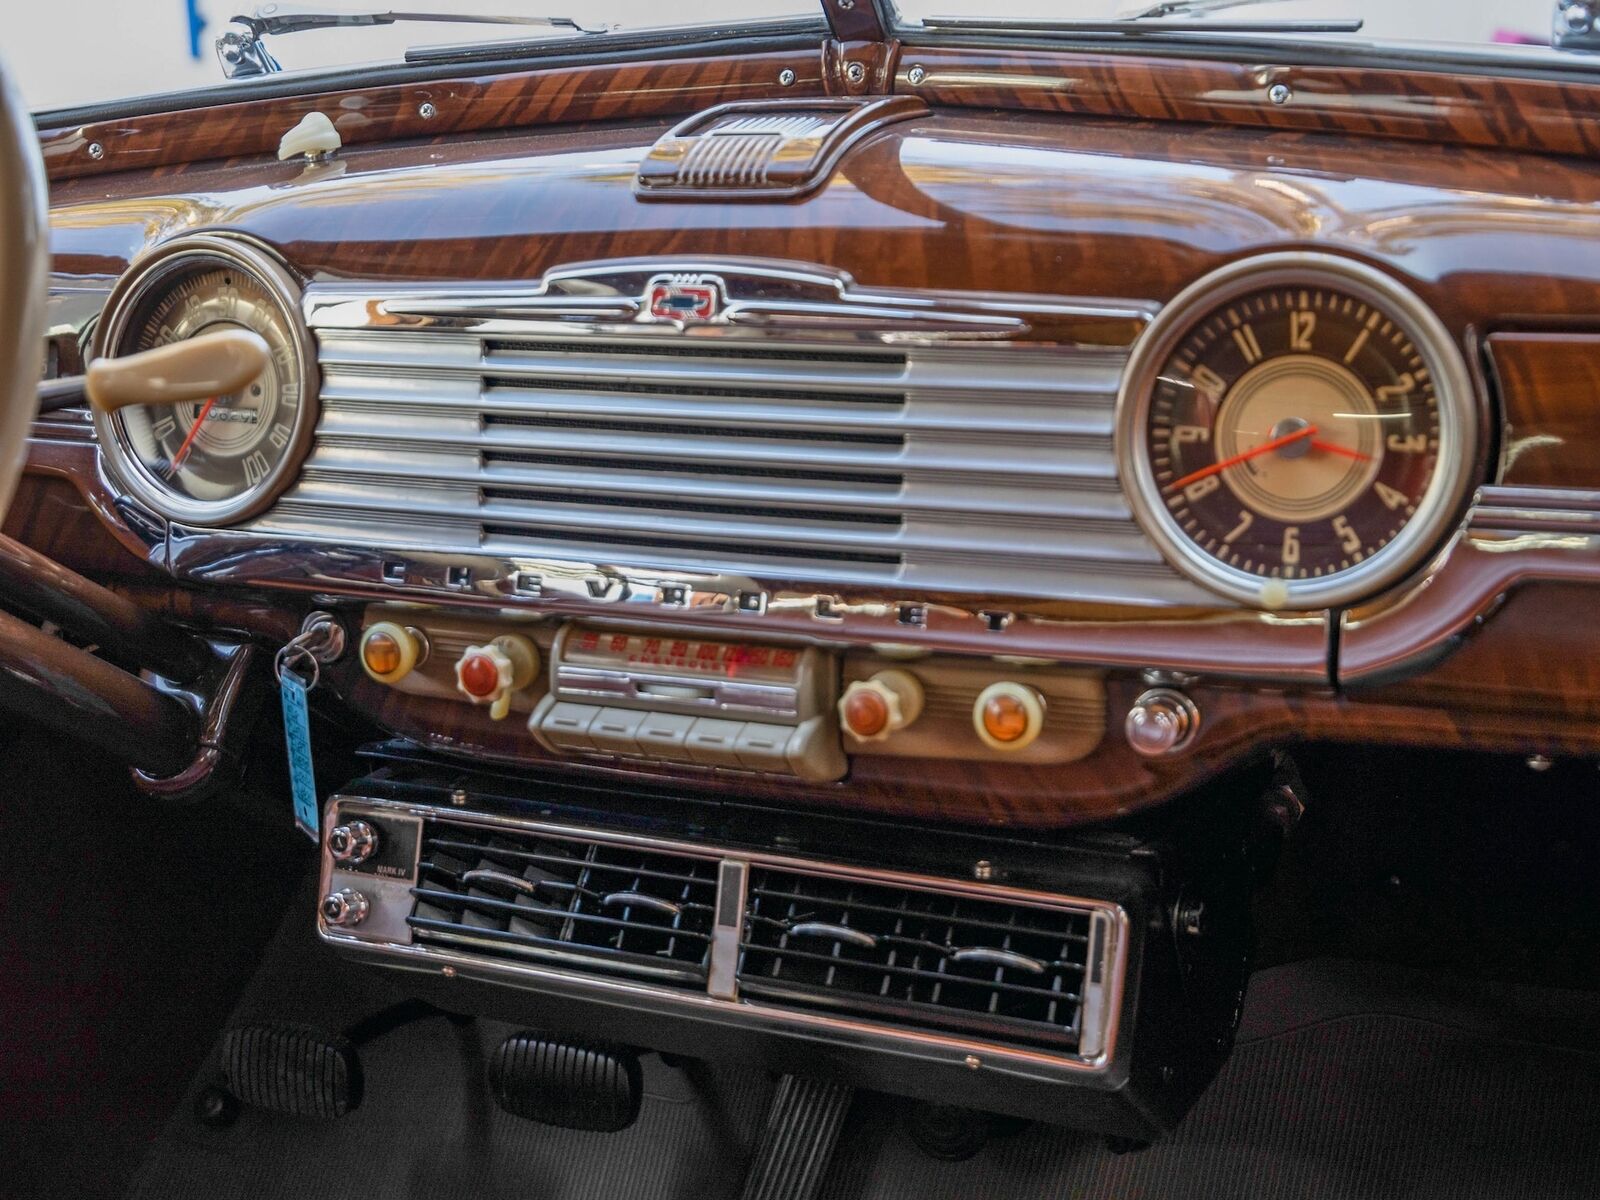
[1125,688,1201,758]
[839,669,925,742]
[973,681,1045,751]
[455,635,540,720]
[359,621,425,684]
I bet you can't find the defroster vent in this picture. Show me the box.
[407,818,720,988]
[739,866,1104,1054]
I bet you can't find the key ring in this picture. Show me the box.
[275,636,321,691]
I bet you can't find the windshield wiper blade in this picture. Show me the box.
[919,14,1363,36]
[217,6,608,78]
[1122,0,1296,18]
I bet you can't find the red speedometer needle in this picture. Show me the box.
[167,396,218,477]
[1165,423,1319,493]
[1310,438,1372,462]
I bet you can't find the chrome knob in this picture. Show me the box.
[1125,688,1200,758]
[327,820,379,865]
[320,888,369,927]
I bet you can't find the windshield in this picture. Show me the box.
[892,0,1555,50]
[14,1,819,113]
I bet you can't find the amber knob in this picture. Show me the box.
[973,682,1045,751]
[454,636,540,720]
[359,621,423,684]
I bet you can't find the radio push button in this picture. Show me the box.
[455,635,540,720]
[839,669,925,742]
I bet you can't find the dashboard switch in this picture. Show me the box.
[1125,688,1201,758]
[839,669,925,742]
[359,621,425,684]
[327,819,378,865]
[320,888,369,927]
[973,682,1045,751]
[455,635,540,720]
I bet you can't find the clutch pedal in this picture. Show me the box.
[220,1023,363,1119]
[741,1075,855,1200]
[488,1032,643,1132]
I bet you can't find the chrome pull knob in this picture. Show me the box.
[327,819,378,865]
[1125,688,1201,758]
[320,888,369,927]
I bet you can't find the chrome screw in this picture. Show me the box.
[1527,754,1555,772]
[907,65,927,86]
[973,860,994,882]
[963,1055,981,1070]
[845,61,867,85]
[86,142,105,160]
[778,68,796,87]
[418,101,437,119]
[838,0,855,8]
[1268,83,1292,105]
[450,787,468,806]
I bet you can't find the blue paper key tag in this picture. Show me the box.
[280,667,320,841]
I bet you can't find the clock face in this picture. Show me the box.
[1118,257,1475,610]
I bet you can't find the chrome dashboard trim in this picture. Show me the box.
[319,796,1129,1074]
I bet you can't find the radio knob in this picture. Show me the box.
[327,819,378,865]
[973,681,1045,751]
[320,888,369,927]
[839,669,925,742]
[359,621,425,684]
[455,635,540,720]
[1125,688,1201,758]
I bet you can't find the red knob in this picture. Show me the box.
[457,650,504,698]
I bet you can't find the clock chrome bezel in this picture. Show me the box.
[1113,252,1478,611]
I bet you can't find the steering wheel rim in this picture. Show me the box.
[0,57,48,523]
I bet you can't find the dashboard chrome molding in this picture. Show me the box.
[1114,253,1481,611]
[319,796,1129,1074]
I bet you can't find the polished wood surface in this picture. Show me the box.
[23,37,1600,823]
[1488,333,1600,490]
[896,45,1600,158]
[38,50,826,182]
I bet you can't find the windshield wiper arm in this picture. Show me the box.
[919,13,1362,36]
[217,6,608,78]
[1122,0,1299,18]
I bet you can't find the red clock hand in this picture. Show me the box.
[1309,438,1373,462]
[1165,423,1318,493]
[167,396,218,477]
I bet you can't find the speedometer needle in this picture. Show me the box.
[167,395,218,478]
[1165,424,1318,493]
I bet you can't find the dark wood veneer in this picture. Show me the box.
[1488,333,1600,491]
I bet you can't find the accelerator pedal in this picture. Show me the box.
[741,1075,855,1200]
[488,1033,643,1132]
[220,1023,363,1119]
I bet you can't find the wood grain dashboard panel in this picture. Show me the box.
[1488,333,1600,491]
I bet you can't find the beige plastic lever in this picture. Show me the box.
[86,328,271,413]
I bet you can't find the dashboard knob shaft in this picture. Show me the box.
[1125,688,1201,758]
[839,669,925,742]
[455,635,540,720]
[327,819,379,865]
[320,888,369,927]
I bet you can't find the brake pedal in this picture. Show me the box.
[741,1075,855,1200]
[220,1023,362,1118]
[488,1033,643,1132]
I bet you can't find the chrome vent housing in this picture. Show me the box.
[408,816,720,988]
[739,865,1102,1052]
[262,261,1214,607]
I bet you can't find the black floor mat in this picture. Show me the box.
[131,893,1600,1200]
[0,728,308,1200]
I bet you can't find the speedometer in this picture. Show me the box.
[1116,254,1478,610]
[92,236,316,526]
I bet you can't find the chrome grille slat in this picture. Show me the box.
[272,273,1218,604]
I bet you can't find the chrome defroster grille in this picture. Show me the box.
[738,866,1098,1052]
[408,818,720,988]
[257,266,1212,606]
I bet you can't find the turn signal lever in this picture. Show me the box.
[37,328,270,414]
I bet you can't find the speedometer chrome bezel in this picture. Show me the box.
[1114,252,1478,611]
[92,234,318,527]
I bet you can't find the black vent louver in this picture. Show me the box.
[738,867,1096,1051]
[407,818,719,988]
